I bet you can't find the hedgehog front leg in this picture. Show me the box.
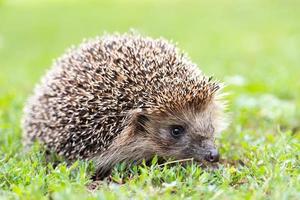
[92,132,154,179]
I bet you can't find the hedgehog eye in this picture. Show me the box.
[169,125,185,138]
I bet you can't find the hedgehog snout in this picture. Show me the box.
[189,147,220,163]
[186,138,220,163]
[204,148,220,163]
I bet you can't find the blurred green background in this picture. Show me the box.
[0,0,299,199]
[1,0,299,98]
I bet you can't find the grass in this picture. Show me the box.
[0,0,300,199]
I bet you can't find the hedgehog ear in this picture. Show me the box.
[124,109,149,134]
[135,114,149,132]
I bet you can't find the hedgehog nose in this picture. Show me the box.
[205,149,220,163]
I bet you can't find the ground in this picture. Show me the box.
[0,0,299,199]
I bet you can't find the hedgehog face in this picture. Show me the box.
[136,101,225,163]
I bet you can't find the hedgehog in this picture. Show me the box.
[22,33,227,178]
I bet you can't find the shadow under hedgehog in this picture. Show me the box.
[22,32,228,179]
